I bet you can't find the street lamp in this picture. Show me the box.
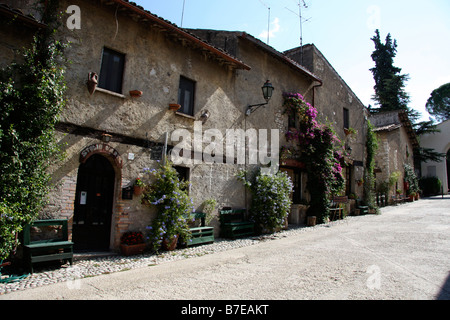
[246,80,275,116]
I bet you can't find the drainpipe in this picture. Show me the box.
[312,79,323,107]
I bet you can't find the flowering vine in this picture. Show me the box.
[142,161,193,251]
[282,92,345,223]
[237,168,293,234]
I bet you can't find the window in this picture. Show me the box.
[343,108,350,130]
[292,170,303,204]
[178,76,195,116]
[288,112,297,129]
[98,47,125,94]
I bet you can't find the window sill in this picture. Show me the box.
[95,87,126,99]
[175,112,196,120]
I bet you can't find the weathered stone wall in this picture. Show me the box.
[286,44,367,197]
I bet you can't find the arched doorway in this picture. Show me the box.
[73,154,115,251]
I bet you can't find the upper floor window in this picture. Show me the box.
[98,47,125,94]
[343,108,350,130]
[178,76,195,116]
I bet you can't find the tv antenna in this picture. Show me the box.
[258,0,271,45]
[285,0,310,64]
[181,0,186,27]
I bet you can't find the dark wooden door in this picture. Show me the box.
[73,154,115,251]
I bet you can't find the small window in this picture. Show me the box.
[343,108,350,130]
[178,76,195,116]
[98,47,125,94]
[288,112,297,129]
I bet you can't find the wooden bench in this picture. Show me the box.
[219,208,254,239]
[357,199,369,215]
[392,195,406,205]
[23,219,74,273]
[186,212,214,247]
[329,196,348,220]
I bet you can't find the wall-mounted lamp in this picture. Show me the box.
[200,110,210,123]
[246,80,275,116]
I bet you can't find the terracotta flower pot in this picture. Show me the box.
[307,216,316,227]
[129,90,143,98]
[162,236,178,251]
[134,185,144,196]
[120,243,146,256]
[169,103,181,111]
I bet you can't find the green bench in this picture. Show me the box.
[357,200,369,215]
[186,212,214,247]
[23,219,74,273]
[219,208,254,239]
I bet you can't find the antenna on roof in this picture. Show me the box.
[181,0,186,27]
[286,0,310,64]
[259,0,271,45]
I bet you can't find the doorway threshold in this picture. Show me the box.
[73,251,118,261]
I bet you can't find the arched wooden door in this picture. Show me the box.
[73,154,115,251]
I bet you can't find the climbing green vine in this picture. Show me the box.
[0,0,67,261]
[363,120,378,211]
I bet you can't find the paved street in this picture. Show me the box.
[2,196,449,301]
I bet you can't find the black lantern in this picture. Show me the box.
[246,80,275,116]
[261,80,274,102]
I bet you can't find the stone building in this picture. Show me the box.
[420,119,450,195]
[1,0,324,251]
[369,111,419,200]
[285,44,367,200]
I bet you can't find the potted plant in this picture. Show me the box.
[408,192,416,202]
[143,161,193,251]
[169,103,181,111]
[120,231,146,256]
[134,178,145,195]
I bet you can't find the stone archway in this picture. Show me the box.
[73,144,123,251]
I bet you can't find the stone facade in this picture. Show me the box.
[369,111,419,200]
[285,44,368,199]
[420,119,450,194]
[1,0,373,250]
[1,0,322,250]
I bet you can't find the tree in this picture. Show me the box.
[370,29,410,114]
[426,83,450,122]
[369,29,442,164]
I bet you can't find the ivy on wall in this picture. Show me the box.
[0,0,67,261]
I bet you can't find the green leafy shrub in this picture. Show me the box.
[143,161,193,251]
[419,176,442,196]
[238,169,293,234]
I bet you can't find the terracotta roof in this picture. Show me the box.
[239,32,322,83]
[0,3,46,29]
[101,0,251,71]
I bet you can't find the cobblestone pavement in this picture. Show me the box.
[1,196,449,300]
[0,224,304,295]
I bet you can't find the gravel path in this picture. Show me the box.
[1,196,449,300]
[0,224,307,295]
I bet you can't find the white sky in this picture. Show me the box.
[134,0,450,122]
